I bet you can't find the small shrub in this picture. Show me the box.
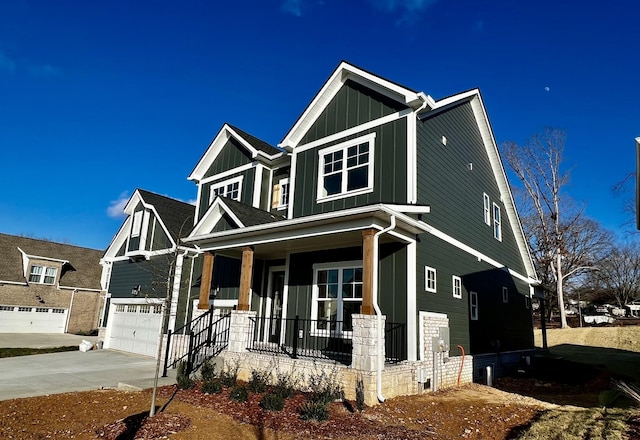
[299,401,330,422]
[307,362,343,405]
[355,375,365,411]
[273,359,301,398]
[199,359,218,383]
[249,366,270,393]
[220,359,240,388]
[201,380,223,394]
[260,393,285,411]
[176,361,195,390]
[229,385,249,402]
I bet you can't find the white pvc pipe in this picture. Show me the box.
[372,215,396,403]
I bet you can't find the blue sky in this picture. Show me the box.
[1,0,638,250]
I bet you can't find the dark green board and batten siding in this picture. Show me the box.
[293,119,407,217]
[198,167,256,222]
[204,138,253,179]
[416,101,527,276]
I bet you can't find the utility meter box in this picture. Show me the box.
[432,327,450,353]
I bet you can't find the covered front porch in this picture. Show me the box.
[183,204,429,370]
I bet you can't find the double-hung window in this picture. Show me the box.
[470,291,479,320]
[452,275,462,299]
[317,134,375,202]
[312,263,363,335]
[209,176,243,204]
[131,211,143,238]
[493,203,502,241]
[28,265,57,285]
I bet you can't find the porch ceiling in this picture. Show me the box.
[185,204,429,259]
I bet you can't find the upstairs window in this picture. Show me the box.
[493,203,502,241]
[272,178,290,210]
[131,211,143,237]
[29,265,57,285]
[502,286,509,303]
[317,134,375,202]
[483,193,491,225]
[452,275,462,299]
[209,176,243,204]
[470,291,479,320]
[425,266,437,293]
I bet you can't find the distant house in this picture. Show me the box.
[0,233,104,333]
[99,189,196,357]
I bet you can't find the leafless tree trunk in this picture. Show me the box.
[502,128,606,328]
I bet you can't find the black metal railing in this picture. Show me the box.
[247,315,352,365]
[163,308,231,376]
[385,321,407,363]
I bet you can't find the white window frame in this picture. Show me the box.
[425,266,437,293]
[311,261,363,338]
[502,286,508,303]
[470,291,478,320]
[493,203,502,241]
[316,133,375,203]
[131,210,143,238]
[483,193,491,225]
[209,175,243,204]
[452,275,462,299]
[276,177,289,210]
[28,265,57,285]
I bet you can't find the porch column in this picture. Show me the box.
[238,246,254,311]
[198,252,214,310]
[361,229,376,315]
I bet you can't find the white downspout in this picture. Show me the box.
[372,215,396,403]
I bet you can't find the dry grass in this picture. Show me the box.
[534,326,640,352]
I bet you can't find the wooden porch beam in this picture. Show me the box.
[198,252,214,309]
[361,229,376,315]
[238,246,254,311]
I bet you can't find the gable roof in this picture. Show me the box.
[422,89,538,281]
[189,197,285,237]
[188,124,285,182]
[279,60,435,150]
[0,233,104,289]
[134,189,196,242]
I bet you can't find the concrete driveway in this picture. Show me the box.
[0,334,176,400]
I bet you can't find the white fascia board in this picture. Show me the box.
[188,197,245,237]
[185,204,429,249]
[122,190,143,215]
[0,279,27,286]
[467,94,538,281]
[226,126,284,163]
[18,247,70,266]
[111,297,164,305]
[430,89,480,111]
[102,216,132,259]
[382,204,430,214]
[279,62,426,150]
[59,285,102,292]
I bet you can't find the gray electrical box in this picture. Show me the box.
[432,327,450,353]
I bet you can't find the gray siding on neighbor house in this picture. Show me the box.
[293,118,407,217]
[300,79,407,144]
[150,218,171,250]
[417,102,526,276]
[109,257,171,298]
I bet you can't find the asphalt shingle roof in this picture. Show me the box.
[136,189,196,242]
[219,197,285,227]
[0,233,104,289]
[227,124,283,156]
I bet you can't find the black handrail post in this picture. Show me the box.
[186,330,195,375]
[292,315,299,359]
[206,306,214,345]
[162,329,172,377]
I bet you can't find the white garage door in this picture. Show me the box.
[0,305,68,333]
[107,304,163,357]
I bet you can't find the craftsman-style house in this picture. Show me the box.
[99,189,195,357]
[179,61,538,400]
[101,61,538,403]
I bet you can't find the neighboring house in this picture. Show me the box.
[99,189,196,357]
[0,233,104,334]
[176,61,539,401]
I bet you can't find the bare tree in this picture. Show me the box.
[502,128,605,328]
[590,241,640,309]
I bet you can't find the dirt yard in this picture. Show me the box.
[0,326,638,439]
[0,382,547,440]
